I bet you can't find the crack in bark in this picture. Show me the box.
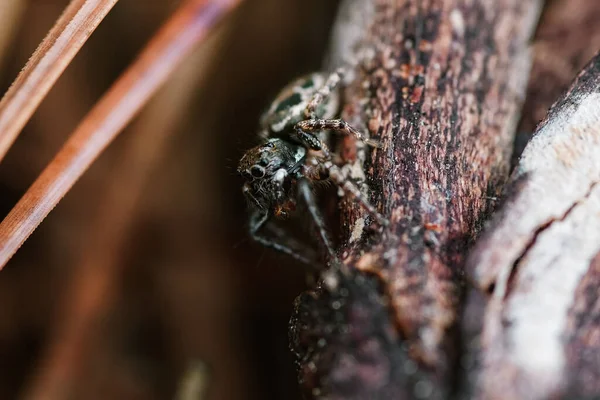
[501,180,600,300]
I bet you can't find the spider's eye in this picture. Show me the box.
[250,165,265,178]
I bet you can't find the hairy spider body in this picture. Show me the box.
[238,70,386,264]
[238,138,306,216]
[260,73,339,137]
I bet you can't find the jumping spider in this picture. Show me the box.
[238,68,387,264]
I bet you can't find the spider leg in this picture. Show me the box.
[296,121,386,225]
[249,210,315,265]
[242,182,262,209]
[304,68,345,120]
[290,128,323,151]
[296,118,379,147]
[265,222,318,261]
[297,178,337,261]
[320,159,389,227]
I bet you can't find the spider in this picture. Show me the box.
[237,68,387,264]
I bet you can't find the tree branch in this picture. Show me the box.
[466,51,600,400]
[290,0,543,398]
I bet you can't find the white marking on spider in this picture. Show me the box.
[274,168,287,183]
[295,146,306,163]
[349,217,365,243]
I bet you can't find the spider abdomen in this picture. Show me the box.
[259,73,340,137]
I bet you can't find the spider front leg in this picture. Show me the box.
[297,178,337,261]
[248,210,316,265]
[295,119,380,147]
[300,68,378,147]
[319,159,389,227]
[304,67,345,120]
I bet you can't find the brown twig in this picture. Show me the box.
[0,0,241,271]
[0,0,119,162]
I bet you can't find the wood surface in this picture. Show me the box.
[290,0,544,398]
[466,51,600,400]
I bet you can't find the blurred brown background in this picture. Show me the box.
[0,0,340,398]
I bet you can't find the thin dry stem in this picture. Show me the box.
[0,0,119,162]
[0,0,242,271]
[20,25,228,400]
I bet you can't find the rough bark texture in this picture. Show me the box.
[289,0,542,398]
[466,52,600,400]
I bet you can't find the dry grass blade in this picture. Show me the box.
[20,26,228,399]
[0,0,119,162]
[0,0,241,270]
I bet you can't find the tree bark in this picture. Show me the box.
[466,51,600,400]
[289,0,542,399]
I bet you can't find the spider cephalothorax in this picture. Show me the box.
[238,69,387,264]
[237,138,306,215]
